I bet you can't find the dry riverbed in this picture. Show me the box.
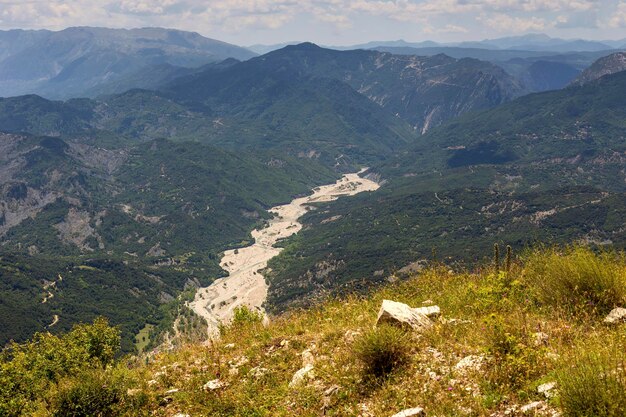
[189,171,379,337]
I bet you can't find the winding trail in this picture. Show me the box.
[189,171,379,337]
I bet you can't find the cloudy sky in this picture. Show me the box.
[1,0,625,46]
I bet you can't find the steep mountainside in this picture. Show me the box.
[0,27,255,99]
[372,46,622,92]
[265,71,626,311]
[176,43,522,133]
[570,52,626,86]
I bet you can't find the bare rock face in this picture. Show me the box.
[376,300,437,331]
[604,307,626,324]
[391,407,426,417]
[571,52,626,86]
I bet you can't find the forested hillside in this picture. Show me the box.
[265,70,626,311]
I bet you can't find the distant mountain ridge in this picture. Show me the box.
[0,27,256,99]
[190,43,523,133]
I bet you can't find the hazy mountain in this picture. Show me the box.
[343,34,621,53]
[266,70,626,310]
[0,27,256,99]
[570,52,626,86]
[199,43,523,134]
[460,34,613,52]
[371,46,622,92]
[247,42,304,54]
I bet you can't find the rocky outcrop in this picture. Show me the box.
[570,52,626,86]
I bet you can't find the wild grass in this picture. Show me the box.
[557,337,626,417]
[523,246,626,314]
[2,245,626,416]
[354,325,411,379]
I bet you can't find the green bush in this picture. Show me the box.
[0,318,121,416]
[484,314,544,389]
[523,246,626,314]
[355,325,410,379]
[558,346,626,417]
[51,369,131,417]
[232,305,264,326]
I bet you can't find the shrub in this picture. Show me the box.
[355,325,410,379]
[0,318,121,416]
[523,246,626,314]
[232,305,264,326]
[484,314,544,389]
[558,346,626,417]
[50,368,138,417]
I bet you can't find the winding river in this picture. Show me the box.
[188,171,379,337]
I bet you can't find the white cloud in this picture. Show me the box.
[609,1,626,27]
[479,12,550,32]
[0,0,621,43]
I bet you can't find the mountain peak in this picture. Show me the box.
[285,42,322,51]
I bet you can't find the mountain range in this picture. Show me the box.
[0,27,256,99]
[264,64,626,311]
[0,28,625,353]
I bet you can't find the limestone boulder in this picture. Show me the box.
[376,300,437,331]
[604,307,626,324]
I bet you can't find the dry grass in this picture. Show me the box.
[4,246,626,416]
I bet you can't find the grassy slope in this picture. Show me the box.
[4,246,626,416]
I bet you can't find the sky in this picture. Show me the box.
[0,0,625,46]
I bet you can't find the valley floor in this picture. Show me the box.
[188,171,379,337]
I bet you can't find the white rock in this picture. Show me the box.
[604,307,626,324]
[203,379,226,391]
[249,366,268,378]
[533,332,549,346]
[520,401,546,413]
[391,407,426,417]
[414,305,441,318]
[173,414,190,417]
[376,300,435,331]
[455,355,484,373]
[164,388,179,395]
[289,364,315,387]
[538,381,557,398]
[302,349,315,367]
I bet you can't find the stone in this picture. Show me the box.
[301,348,316,367]
[414,305,441,318]
[538,381,557,398]
[391,407,426,417]
[604,307,626,324]
[520,401,546,413]
[533,332,550,346]
[455,355,484,373]
[249,366,268,378]
[289,364,315,387]
[164,388,179,395]
[203,379,226,391]
[376,300,435,331]
[173,414,190,417]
